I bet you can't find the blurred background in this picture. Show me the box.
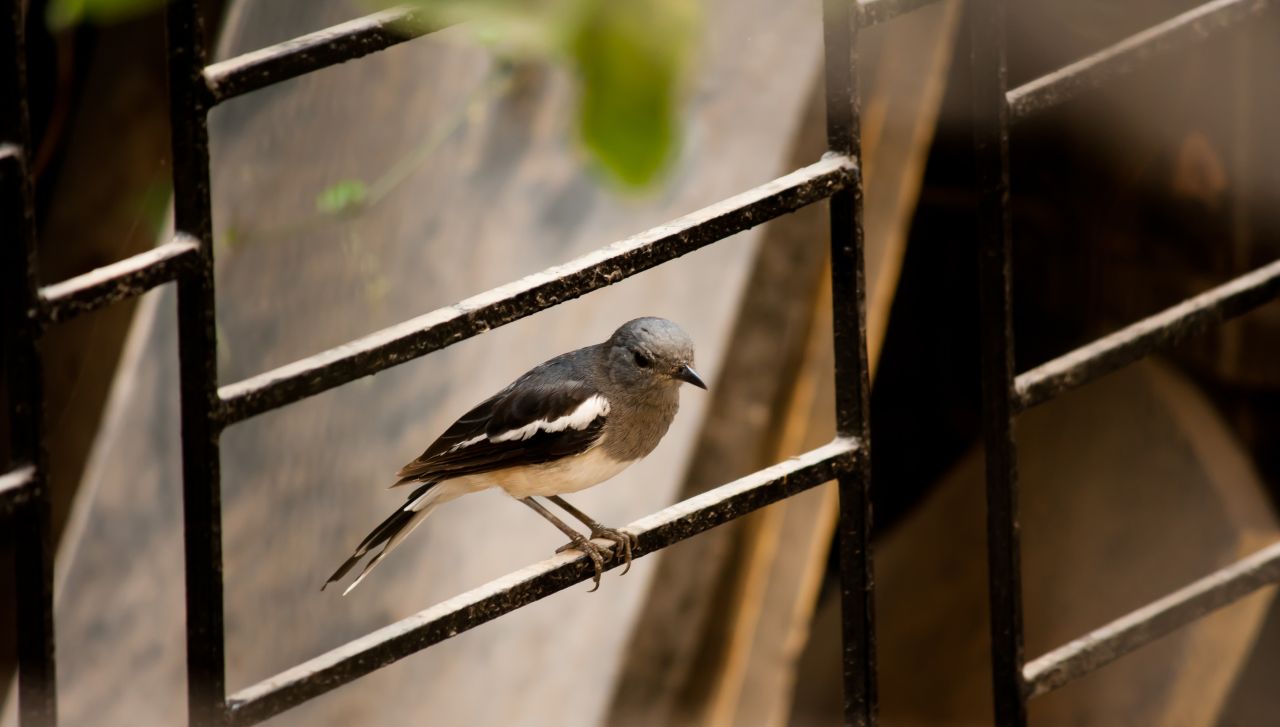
[2,0,1279,724]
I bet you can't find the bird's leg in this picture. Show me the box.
[547,495,637,576]
[519,497,611,591]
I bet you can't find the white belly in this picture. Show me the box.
[492,446,633,498]
[424,445,634,506]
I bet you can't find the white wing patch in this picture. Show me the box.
[447,434,487,453]
[491,394,611,443]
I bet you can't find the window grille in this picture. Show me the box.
[2,0,1277,725]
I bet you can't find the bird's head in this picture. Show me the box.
[604,317,707,392]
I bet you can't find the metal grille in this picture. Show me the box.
[1,1,1278,726]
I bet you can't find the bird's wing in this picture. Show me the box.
[392,376,609,487]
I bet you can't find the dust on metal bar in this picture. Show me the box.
[0,465,35,518]
[970,0,1029,722]
[1008,0,1272,121]
[37,234,200,325]
[166,1,229,725]
[217,155,857,426]
[225,438,860,726]
[823,0,878,723]
[200,0,935,106]
[2,6,58,720]
[858,0,943,27]
[203,6,443,105]
[1015,258,1280,411]
[1024,539,1280,698]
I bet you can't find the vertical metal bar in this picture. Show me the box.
[1,1,57,724]
[823,2,876,724]
[165,2,227,725]
[969,0,1027,723]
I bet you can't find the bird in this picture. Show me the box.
[323,316,707,595]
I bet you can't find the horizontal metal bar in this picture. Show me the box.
[1015,258,1280,410]
[203,6,443,105]
[1007,0,1272,121]
[858,0,943,27]
[1024,539,1280,698]
[37,234,200,325]
[0,465,36,518]
[200,0,934,105]
[225,437,860,726]
[218,155,857,425]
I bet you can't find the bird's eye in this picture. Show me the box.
[633,350,652,368]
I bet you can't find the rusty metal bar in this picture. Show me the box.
[1024,539,1280,698]
[1008,0,1273,121]
[970,0,1028,722]
[203,6,441,105]
[1016,259,1280,410]
[823,0,877,724]
[165,2,228,725]
[225,439,860,726]
[37,234,201,325]
[216,156,857,426]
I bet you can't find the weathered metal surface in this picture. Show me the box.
[37,236,200,326]
[969,0,1028,722]
[1007,0,1274,121]
[1,4,57,720]
[1023,539,1280,699]
[822,0,877,723]
[203,7,439,105]
[166,2,229,724]
[1015,259,1280,411]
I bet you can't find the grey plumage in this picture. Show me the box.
[324,317,705,594]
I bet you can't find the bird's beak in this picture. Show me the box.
[674,364,707,390]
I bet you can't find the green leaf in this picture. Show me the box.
[569,0,698,187]
[47,0,166,30]
[316,180,369,216]
[404,0,700,188]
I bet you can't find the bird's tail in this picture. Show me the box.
[323,485,441,595]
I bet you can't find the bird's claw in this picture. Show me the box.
[589,526,637,576]
[557,535,611,592]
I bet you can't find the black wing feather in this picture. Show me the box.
[392,355,605,487]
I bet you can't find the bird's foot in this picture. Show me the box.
[557,533,612,592]
[587,526,637,576]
